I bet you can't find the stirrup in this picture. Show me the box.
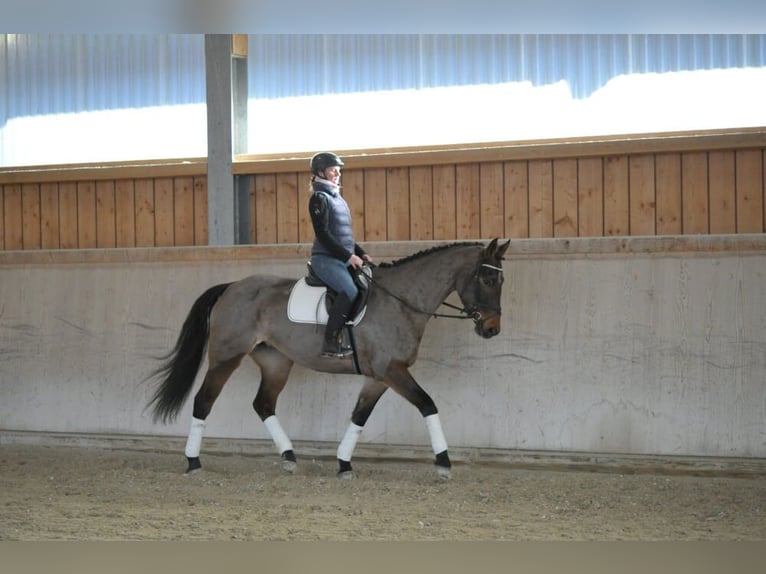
[321,346,353,358]
[321,349,353,358]
[321,339,353,358]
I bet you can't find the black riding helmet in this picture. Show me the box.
[310,152,344,176]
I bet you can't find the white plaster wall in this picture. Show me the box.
[1,239,764,458]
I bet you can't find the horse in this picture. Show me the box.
[145,238,510,480]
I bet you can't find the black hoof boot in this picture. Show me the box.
[185,456,202,475]
[434,450,452,481]
[337,459,355,480]
[281,450,297,473]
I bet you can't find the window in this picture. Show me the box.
[245,34,766,154]
[2,34,764,167]
[0,34,206,167]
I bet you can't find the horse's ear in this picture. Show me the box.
[484,237,509,260]
[497,238,510,259]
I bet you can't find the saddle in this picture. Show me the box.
[287,263,372,326]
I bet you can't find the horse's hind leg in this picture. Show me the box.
[336,378,388,479]
[184,355,245,475]
[250,344,296,473]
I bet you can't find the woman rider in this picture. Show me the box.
[308,152,373,357]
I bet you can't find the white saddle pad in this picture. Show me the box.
[287,278,366,326]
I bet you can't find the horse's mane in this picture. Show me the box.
[378,242,483,269]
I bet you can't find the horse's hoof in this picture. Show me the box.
[280,451,297,474]
[184,457,202,476]
[337,470,356,480]
[435,465,452,481]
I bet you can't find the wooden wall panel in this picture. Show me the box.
[248,176,258,245]
[455,164,480,239]
[153,178,175,247]
[77,182,97,249]
[22,183,41,250]
[432,165,456,240]
[386,167,410,241]
[682,152,709,234]
[115,180,136,248]
[409,166,433,240]
[58,182,78,249]
[363,168,387,241]
[172,177,195,246]
[4,184,23,250]
[553,158,578,237]
[505,161,529,239]
[577,158,603,237]
[735,150,763,233]
[480,162,505,239]
[276,172,299,244]
[96,180,116,248]
[0,186,4,250]
[297,177,313,244]
[2,135,765,252]
[604,156,629,236]
[254,174,277,244]
[708,151,736,234]
[134,179,155,248]
[528,160,553,238]
[629,155,656,236]
[340,170,364,242]
[40,183,60,249]
[193,176,207,245]
[655,153,682,235]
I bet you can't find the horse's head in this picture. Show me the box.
[456,238,510,339]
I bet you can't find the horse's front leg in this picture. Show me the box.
[383,361,451,480]
[336,377,389,479]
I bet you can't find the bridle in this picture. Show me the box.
[364,261,504,325]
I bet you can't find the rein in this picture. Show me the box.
[364,263,501,321]
[374,279,473,320]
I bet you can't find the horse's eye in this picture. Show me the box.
[481,276,494,287]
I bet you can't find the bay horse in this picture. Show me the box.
[146,238,510,480]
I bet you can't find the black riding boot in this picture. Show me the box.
[321,292,354,358]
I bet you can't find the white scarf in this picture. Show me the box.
[314,176,341,193]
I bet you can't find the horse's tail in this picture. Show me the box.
[145,282,233,424]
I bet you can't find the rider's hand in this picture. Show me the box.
[348,254,365,269]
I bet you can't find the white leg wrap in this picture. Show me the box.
[425,414,448,454]
[337,422,364,462]
[264,415,293,454]
[184,417,206,458]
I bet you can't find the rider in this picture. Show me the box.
[308,152,373,358]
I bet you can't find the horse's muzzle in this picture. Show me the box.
[473,311,501,339]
